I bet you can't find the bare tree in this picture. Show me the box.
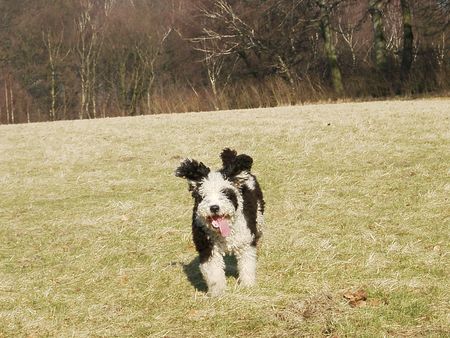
[112,28,171,116]
[400,0,414,82]
[384,1,403,61]
[192,35,238,110]
[43,30,70,121]
[139,28,172,114]
[75,0,107,119]
[4,80,9,124]
[9,83,14,124]
[369,0,388,72]
[316,0,344,94]
[337,17,359,69]
[192,0,297,88]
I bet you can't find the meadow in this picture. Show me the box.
[1,99,449,337]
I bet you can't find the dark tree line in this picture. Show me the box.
[0,0,448,124]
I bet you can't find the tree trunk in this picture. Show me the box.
[5,82,10,124]
[80,67,86,119]
[369,0,387,73]
[50,65,56,121]
[9,86,14,124]
[276,54,295,88]
[76,0,103,120]
[91,43,102,119]
[44,31,57,121]
[319,3,344,95]
[43,30,70,121]
[400,0,413,83]
[92,59,97,118]
[26,102,30,123]
[62,85,67,120]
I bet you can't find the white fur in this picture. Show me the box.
[236,245,257,286]
[245,175,256,190]
[198,213,257,295]
[200,248,226,297]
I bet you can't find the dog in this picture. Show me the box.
[175,148,265,296]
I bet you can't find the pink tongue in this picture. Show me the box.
[212,217,231,237]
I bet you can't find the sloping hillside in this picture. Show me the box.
[1,99,449,337]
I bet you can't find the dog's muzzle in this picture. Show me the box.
[207,215,231,237]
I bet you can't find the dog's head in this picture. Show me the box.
[175,148,253,237]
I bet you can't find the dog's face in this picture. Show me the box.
[194,171,240,237]
[175,148,253,237]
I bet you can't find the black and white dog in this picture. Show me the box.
[176,148,265,296]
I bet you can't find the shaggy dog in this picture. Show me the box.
[175,148,265,296]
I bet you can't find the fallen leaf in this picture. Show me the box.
[343,289,368,307]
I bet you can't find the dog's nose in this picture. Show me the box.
[210,205,220,214]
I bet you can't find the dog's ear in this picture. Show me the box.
[230,154,253,176]
[175,159,210,189]
[220,148,237,167]
[221,149,253,186]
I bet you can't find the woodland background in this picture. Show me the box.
[0,0,448,124]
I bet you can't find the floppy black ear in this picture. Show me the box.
[220,148,237,167]
[175,159,210,182]
[221,149,253,179]
[231,154,253,175]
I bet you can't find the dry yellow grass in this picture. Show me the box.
[1,99,449,337]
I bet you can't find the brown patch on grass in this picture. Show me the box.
[273,291,345,337]
[343,289,368,307]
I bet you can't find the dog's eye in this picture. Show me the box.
[222,188,238,209]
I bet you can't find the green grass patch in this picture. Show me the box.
[1,99,449,337]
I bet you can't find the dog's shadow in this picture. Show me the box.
[182,255,238,292]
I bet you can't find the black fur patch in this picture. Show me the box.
[175,159,210,182]
[192,222,213,263]
[253,177,265,214]
[220,151,253,179]
[220,148,237,167]
[241,178,264,246]
[191,195,213,263]
[222,188,238,210]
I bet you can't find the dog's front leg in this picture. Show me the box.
[236,245,257,287]
[200,249,226,297]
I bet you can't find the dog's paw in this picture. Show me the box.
[238,276,256,288]
[208,286,225,297]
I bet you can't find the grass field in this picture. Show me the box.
[1,99,449,337]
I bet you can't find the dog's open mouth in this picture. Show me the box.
[208,215,231,237]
